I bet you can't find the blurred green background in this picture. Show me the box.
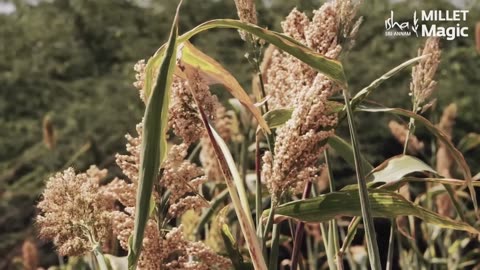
[0,0,479,268]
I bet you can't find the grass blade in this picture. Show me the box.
[206,123,267,270]
[369,155,436,183]
[127,4,179,269]
[183,66,267,269]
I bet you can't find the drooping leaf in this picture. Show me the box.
[127,4,179,269]
[457,133,480,153]
[177,41,269,132]
[265,190,479,234]
[328,135,374,173]
[358,106,477,212]
[145,19,346,97]
[368,155,436,183]
[182,66,267,270]
[176,19,346,85]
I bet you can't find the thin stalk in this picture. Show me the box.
[248,34,269,113]
[240,126,252,185]
[325,149,341,270]
[255,133,264,245]
[386,221,396,270]
[403,118,415,155]
[338,225,356,270]
[328,222,339,270]
[342,87,381,269]
[306,236,314,270]
[257,72,269,112]
[339,217,361,256]
[396,230,406,269]
[269,223,280,270]
[291,181,313,270]
[444,184,466,221]
[389,117,414,269]
[320,222,336,269]
[262,206,275,254]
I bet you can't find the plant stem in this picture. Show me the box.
[262,205,275,254]
[342,87,381,270]
[269,223,280,270]
[403,118,415,155]
[320,222,337,269]
[386,221,396,270]
[339,217,361,256]
[290,180,313,269]
[325,149,341,270]
[255,133,264,244]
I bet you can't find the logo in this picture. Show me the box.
[385,10,469,40]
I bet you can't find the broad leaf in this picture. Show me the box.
[265,190,478,234]
[368,155,436,183]
[127,5,179,269]
[358,106,477,212]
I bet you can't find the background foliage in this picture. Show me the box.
[0,0,479,268]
